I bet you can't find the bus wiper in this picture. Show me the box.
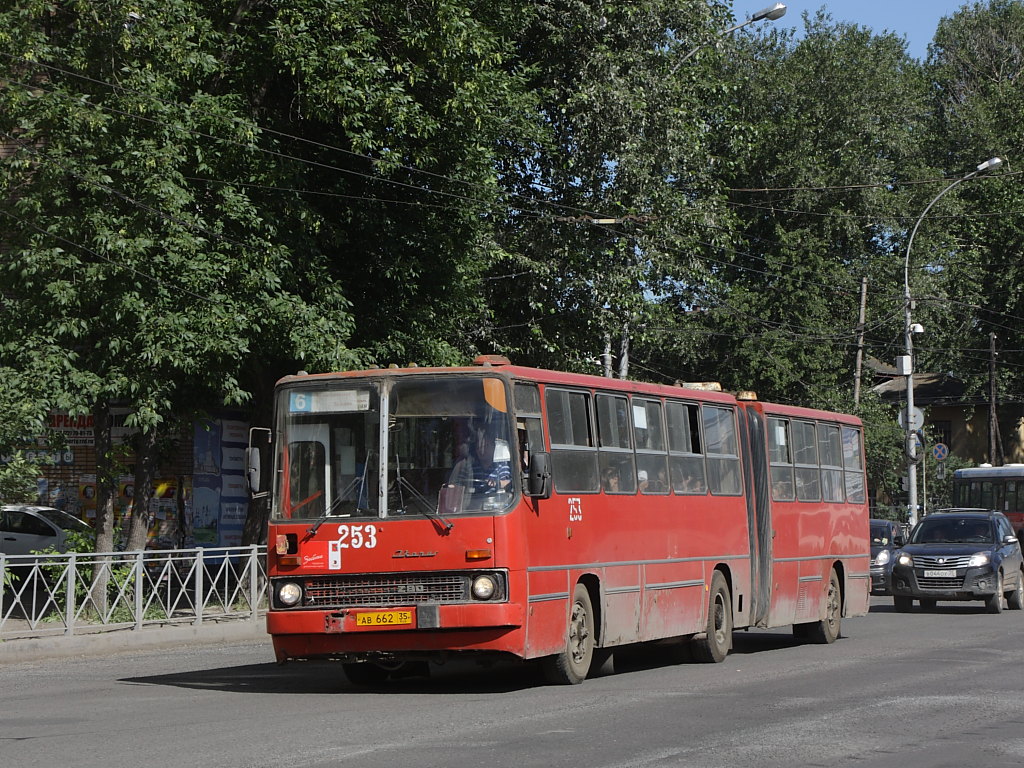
[393,476,453,533]
[308,467,372,535]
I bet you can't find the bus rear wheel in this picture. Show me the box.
[543,583,595,685]
[803,569,842,644]
[692,571,732,663]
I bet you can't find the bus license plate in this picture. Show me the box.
[923,569,956,578]
[355,610,413,628]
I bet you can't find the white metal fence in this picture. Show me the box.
[0,545,268,639]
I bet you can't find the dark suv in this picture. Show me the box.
[891,509,1024,613]
[870,519,904,595]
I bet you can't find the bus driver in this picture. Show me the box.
[441,421,512,513]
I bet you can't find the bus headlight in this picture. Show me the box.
[277,581,303,607]
[471,574,497,600]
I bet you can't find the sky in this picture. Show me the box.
[735,1,976,60]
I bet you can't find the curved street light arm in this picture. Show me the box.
[902,157,1003,527]
[670,4,787,75]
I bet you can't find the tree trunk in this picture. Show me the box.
[125,428,160,552]
[89,402,117,614]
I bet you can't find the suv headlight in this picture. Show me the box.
[897,552,913,566]
[874,550,891,566]
[968,552,991,568]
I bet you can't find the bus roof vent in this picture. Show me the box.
[736,390,758,401]
[676,381,722,391]
[474,354,511,367]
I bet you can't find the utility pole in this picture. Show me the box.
[989,332,1004,465]
[853,276,867,405]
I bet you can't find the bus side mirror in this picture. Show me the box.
[247,427,272,498]
[526,451,552,499]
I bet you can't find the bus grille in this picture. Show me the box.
[303,573,468,608]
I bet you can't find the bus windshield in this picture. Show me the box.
[272,375,516,521]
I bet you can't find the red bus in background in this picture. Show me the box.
[252,356,870,685]
[953,465,1024,539]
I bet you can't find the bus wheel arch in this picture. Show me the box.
[542,579,597,685]
[804,565,843,644]
[691,568,733,663]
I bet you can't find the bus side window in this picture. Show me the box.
[667,401,707,495]
[634,399,668,494]
[768,418,795,501]
[841,426,866,503]
[702,405,742,496]
[597,394,636,494]
[546,388,599,493]
[792,421,820,502]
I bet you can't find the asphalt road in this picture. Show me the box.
[3,597,1024,768]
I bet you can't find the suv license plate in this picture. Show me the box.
[923,569,957,578]
[355,610,413,628]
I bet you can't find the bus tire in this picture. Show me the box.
[543,583,595,685]
[806,569,842,644]
[692,571,732,663]
[1007,569,1024,611]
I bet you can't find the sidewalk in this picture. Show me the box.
[0,615,270,664]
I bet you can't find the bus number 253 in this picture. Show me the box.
[336,524,378,549]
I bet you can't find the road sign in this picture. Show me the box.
[898,406,925,431]
[932,443,949,462]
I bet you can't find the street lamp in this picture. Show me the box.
[901,156,1003,527]
[670,3,787,74]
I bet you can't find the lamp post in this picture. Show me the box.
[901,157,1003,527]
[671,3,787,74]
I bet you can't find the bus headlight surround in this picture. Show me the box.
[277,581,303,607]
[471,574,497,600]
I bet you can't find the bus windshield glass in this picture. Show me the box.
[272,375,515,521]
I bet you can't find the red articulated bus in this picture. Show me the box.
[252,355,870,685]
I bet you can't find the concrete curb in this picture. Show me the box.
[0,619,270,664]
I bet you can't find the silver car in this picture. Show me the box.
[0,505,93,556]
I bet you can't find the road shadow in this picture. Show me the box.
[121,657,550,695]
[121,629,833,695]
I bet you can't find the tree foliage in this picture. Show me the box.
[2,0,1023,528]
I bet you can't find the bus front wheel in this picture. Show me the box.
[543,583,595,684]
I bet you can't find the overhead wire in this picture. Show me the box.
[6,56,1024,365]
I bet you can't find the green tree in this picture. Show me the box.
[916,0,1024,445]
[485,0,742,376]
